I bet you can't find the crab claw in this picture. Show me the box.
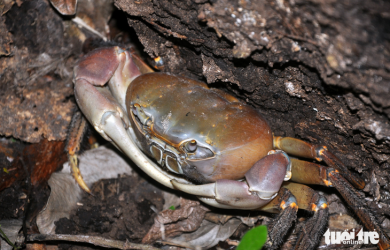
[172,152,290,209]
[74,46,152,109]
[73,47,185,190]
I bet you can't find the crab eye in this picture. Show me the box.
[132,105,138,116]
[188,147,214,159]
[185,140,197,152]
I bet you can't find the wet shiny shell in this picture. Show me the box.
[126,72,273,183]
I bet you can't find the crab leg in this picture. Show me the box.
[283,183,328,250]
[289,158,330,186]
[258,182,328,249]
[70,47,136,192]
[274,137,390,249]
[327,170,390,250]
[98,111,180,188]
[262,188,298,250]
[260,183,328,250]
[292,159,390,249]
[66,110,90,192]
[273,136,365,189]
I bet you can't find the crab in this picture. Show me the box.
[67,46,390,249]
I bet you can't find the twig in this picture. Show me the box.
[143,19,187,40]
[25,234,160,250]
[72,17,107,41]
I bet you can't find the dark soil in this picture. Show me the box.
[55,174,165,249]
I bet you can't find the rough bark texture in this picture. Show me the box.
[0,0,113,143]
[0,0,77,143]
[115,0,390,211]
[1,0,390,248]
